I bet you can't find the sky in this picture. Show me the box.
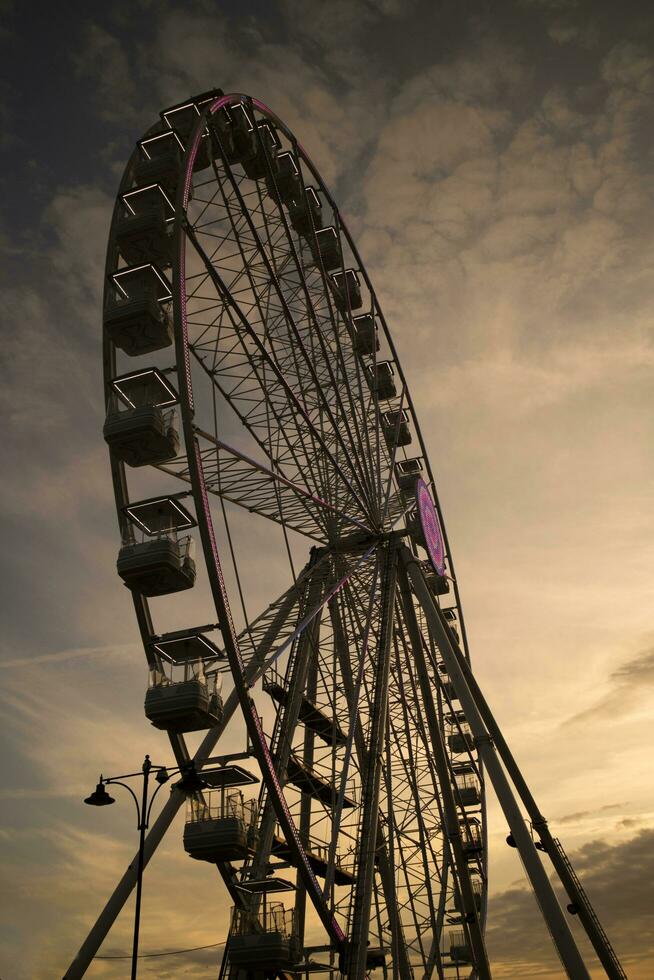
[1,0,653,977]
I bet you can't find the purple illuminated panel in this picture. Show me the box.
[416,478,445,575]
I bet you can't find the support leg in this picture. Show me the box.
[248,572,324,884]
[295,640,318,948]
[63,587,299,980]
[401,546,591,980]
[444,613,627,979]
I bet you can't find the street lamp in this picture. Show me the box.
[84,755,208,979]
[84,782,115,806]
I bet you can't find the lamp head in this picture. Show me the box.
[155,767,170,785]
[84,781,115,807]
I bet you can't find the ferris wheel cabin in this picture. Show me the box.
[288,185,323,236]
[104,264,173,356]
[103,367,180,467]
[311,225,342,270]
[366,360,397,400]
[267,151,302,203]
[145,661,223,733]
[229,904,301,974]
[329,268,362,313]
[135,131,183,194]
[382,409,412,448]
[184,790,260,863]
[352,314,379,355]
[116,495,196,596]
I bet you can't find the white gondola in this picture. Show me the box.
[329,268,362,313]
[456,773,482,807]
[104,264,173,356]
[449,930,473,964]
[116,496,196,596]
[145,661,222,733]
[103,367,179,467]
[311,225,341,270]
[395,456,423,500]
[267,151,301,203]
[288,185,322,237]
[229,904,300,972]
[366,360,397,400]
[382,408,412,448]
[453,875,483,914]
[352,313,379,355]
[134,130,184,196]
[115,184,174,267]
[184,790,259,863]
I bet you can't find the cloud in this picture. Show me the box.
[557,802,623,825]
[3,4,654,978]
[0,642,139,670]
[390,37,529,113]
[485,828,654,975]
[73,23,140,123]
[0,819,232,978]
[548,23,581,45]
[565,647,654,725]
[601,41,654,93]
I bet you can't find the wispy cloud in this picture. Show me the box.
[565,647,654,725]
[0,642,138,669]
[3,2,654,976]
[557,802,624,825]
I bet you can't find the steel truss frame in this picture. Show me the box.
[66,89,626,980]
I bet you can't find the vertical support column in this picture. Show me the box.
[397,563,491,979]
[384,724,400,980]
[330,585,412,980]
[401,546,591,980]
[347,541,398,979]
[295,635,318,948]
[391,630,447,980]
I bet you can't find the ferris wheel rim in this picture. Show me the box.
[102,88,488,971]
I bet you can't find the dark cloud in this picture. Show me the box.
[2,2,654,977]
[486,828,654,974]
[73,24,140,124]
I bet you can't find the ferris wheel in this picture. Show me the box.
[66,90,627,980]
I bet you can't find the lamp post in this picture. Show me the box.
[84,755,208,979]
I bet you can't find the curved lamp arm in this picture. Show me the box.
[104,780,143,829]
[145,778,173,829]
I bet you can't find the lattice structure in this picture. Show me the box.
[64,90,626,980]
